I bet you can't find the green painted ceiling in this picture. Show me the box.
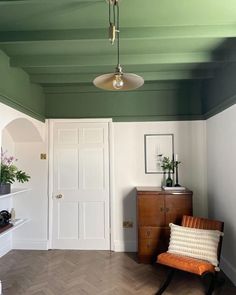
[0,0,236,93]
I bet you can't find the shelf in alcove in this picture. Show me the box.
[0,188,31,200]
[0,218,30,238]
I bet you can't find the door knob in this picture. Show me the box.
[55,194,63,199]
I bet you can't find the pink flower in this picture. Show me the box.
[1,150,16,166]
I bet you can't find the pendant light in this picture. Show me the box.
[93,0,144,91]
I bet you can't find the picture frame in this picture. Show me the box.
[144,134,174,174]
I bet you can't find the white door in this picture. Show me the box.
[52,121,110,250]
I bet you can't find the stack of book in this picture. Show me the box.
[162,186,186,191]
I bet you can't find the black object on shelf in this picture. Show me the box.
[0,210,11,227]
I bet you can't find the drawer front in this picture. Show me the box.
[165,194,193,225]
[137,195,165,226]
[139,227,164,239]
[139,239,158,255]
[138,227,170,256]
[139,238,168,256]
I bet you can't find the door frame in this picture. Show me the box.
[47,118,115,250]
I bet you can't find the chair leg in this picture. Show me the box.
[215,272,225,287]
[206,274,215,295]
[202,272,215,295]
[156,269,175,295]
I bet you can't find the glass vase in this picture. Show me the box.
[166,172,173,187]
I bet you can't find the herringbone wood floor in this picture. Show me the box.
[0,250,235,295]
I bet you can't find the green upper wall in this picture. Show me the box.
[45,81,203,121]
[202,40,236,118]
[0,50,45,121]
[0,43,235,122]
[203,64,236,119]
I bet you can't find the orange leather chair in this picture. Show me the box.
[156,215,224,295]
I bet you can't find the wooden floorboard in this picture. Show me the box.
[0,250,235,295]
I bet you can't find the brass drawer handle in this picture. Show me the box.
[160,207,164,212]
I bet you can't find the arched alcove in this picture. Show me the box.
[0,109,48,254]
[3,118,44,143]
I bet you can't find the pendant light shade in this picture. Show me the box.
[93,0,144,91]
[93,65,144,91]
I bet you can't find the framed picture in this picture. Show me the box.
[144,134,174,174]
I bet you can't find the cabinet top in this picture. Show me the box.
[136,186,192,194]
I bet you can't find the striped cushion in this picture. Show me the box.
[168,223,223,269]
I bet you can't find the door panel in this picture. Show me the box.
[81,148,104,190]
[57,148,79,190]
[58,202,79,239]
[83,201,105,239]
[52,122,110,250]
[82,127,104,144]
[58,128,78,144]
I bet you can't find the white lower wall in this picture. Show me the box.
[12,142,48,250]
[0,102,235,285]
[0,108,208,261]
[113,121,207,251]
[207,104,236,285]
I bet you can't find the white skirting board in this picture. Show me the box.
[12,239,49,250]
[114,240,137,252]
[221,256,236,286]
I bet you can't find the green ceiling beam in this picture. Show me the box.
[30,70,213,84]
[22,62,218,74]
[11,52,214,68]
[43,81,180,94]
[0,0,102,4]
[1,25,236,43]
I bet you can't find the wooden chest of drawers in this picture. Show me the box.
[136,187,193,263]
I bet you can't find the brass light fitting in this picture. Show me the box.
[93,0,144,91]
